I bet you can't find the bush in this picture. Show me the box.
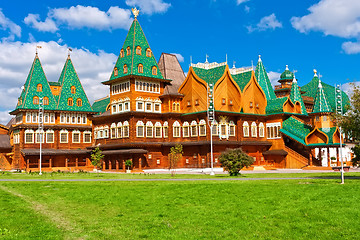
[219,148,254,176]
[351,145,360,167]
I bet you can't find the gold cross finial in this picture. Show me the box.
[132,7,139,18]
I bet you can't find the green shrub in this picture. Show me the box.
[219,148,254,176]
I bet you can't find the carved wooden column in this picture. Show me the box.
[102,160,105,170]
[75,158,78,168]
[49,158,52,168]
[109,160,112,170]
[309,153,313,166]
[27,159,29,170]
[122,160,125,172]
[139,158,142,170]
[38,158,40,169]
[65,158,68,168]
[327,147,331,167]
[116,160,119,171]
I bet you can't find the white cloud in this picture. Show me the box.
[24,14,58,32]
[170,53,184,62]
[125,0,171,15]
[244,5,250,13]
[0,41,117,125]
[237,0,250,5]
[268,71,281,87]
[341,81,360,98]
[342,41,360,54]
[247,13,282,33]
[0,9,21,40]
[291,0,360,38]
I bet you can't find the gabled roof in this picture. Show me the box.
[92,96,110,114]
[158,53,185,96]
[255,56,276,100]
[16,54,57,111]
[312,79,331,113]
[290,76,308,115]
[192,65,226,85]
[56,56,93,112]
[266,97,288,114]
[301,71,350,113]
[109,18,164,81]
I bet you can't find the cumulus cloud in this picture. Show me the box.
[170,53,184,62]
[268,71,281,87]
[24,14,58,32]
[342,41,360,54]
[0,9,21,40]
[247,13,282,33]
[0,41,117,124]
[341,81,360,98]
[125,0,171,15]
[237,0,250,5]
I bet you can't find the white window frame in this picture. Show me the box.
[50,113,55,124]
[199,119,206,136]
[145,101,153,112]
[110,123,117,139]
[136,121,144,137]
[259,123,265,138]
[154,122,162,138]
[72,130,81,143]
[154,103,161,113]
[229,121,236,137]
[136,100,144,111]
[191,120,198,137]
[26,112,31,123]
[183,122,190,137]
[35,130,45,143]
[25,129,34,143]
[266,122,281,139]
[123,121,129,138]
[83,131,92,143]
[60,113,65,124]
[46,130,54,143]
[60,130,69,143]
[44,113,49,124]
[173,121,181,138]
[243,121,249,137]
[117,122,122,138]
[251,122,257,137]
[146,121,154,138]
[163,121,168,138]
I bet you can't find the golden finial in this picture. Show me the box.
[132,7,139,18]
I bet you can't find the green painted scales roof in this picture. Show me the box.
[92,96,110,114]
[192,65,226,85]
[289,76,308,115]
[280,65,294,81]
[280,117,312,145]
[312,79,332,113]
[231,70,252,91]
[266,97,288,114]
[255,56,276,100]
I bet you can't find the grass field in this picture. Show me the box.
[0,173,359,239]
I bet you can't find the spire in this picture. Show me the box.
[290,72,307,115]
[258,55,262,62]
[292,72,297,83]
[313,69,317,77]
[313,78,331,113]
[254,56,276,100]
[285,65,289,70]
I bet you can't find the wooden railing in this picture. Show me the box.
[285,146,309,168]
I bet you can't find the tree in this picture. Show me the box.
[91,147,104,171]
[351,145,360,167]
[125,159,132,171]
[219,148,254,176]
[168,144,183,176]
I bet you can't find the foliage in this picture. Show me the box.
[219,148,254,176]
[351,145,360,167]
[168,144,183,176]
[90,147,104,169]
[125,159,132,170]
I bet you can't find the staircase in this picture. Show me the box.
[285,146,309,168]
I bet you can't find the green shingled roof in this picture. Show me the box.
[318,127,337,144]
[231,70,252,91]
[255,58,276,100]
[280,116,312,145]
[280,66,294,81]
[92,97,110,114]
[16,54,57,111]
[290,78,308,115]
[301,74,350,113]
[56,57,93,112]
[109,18,164,81]
[312,80,331,113]
[192,65,226,85]
[266,97,287,114]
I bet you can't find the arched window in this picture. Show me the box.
[71,86,76,94]
[138,64,143,73]
[25,129,34,143]
[173,121,181,137]
[251,122,257,137]
[72,130,81,143]
[43,97,49,105]
[229,121,235,136]
[46,129,54,143]
[68,98,73,106]
[172,102,177,111]
[199,119,206,136]
[136,46,141,55]
[110,123,117,139]
[126,47,131,55]
[60,129,68,143]
[83,131,92,143]
[33,96,39,105]
[212,120,218,136]
[136,121,144,137]
[243,121,249,137]
[183,121,190,137]
[114,67,118,77]
[76,98,82,107]
[259,123,265,138]
[146,48,151,57]
[176,103,180,111]
[35,129,44,143]
[155,122,162,138]
[37,84,42,92]
[103,126,109,138]
[123,121,129,138]
[163,121,168,138]
[117,122,122,138]
[152,66,157,75]
[146,121,153,138]
[123,64,128,74]
[120,49,124,58]
[191,120,198,137]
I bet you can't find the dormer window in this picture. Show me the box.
[138,64,143,73]
[222,98,226,105]
[33,96,39,105]
[124,64,128,74]
[136,46,141,55]
[114,67,118,77]
[250,102,253,108]
[43,97,49,105]
[120,49,124,58]
[152,66,157,75]
[71,86,76,94]
[146,48,151,57]
[37,84,42,92]
[77,98,82,107]
[256,103,259,109]
[68,98,73,106]
[126,47,131,55]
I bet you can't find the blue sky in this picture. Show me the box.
[0,0,359,124]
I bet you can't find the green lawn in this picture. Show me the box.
[0,175,359,239]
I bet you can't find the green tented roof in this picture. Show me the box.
[255,58,276,100]
[266,97,287,114]
[231,70,252,91]
[16,55,57,111]
[56,57,93,112]
[301,75,350,113]
[290,79,308,115]
[312,80,332,113]
[92,97,110,114]
[280,67,294,80]
[280,117,312,145]
[109,18,164,81]
[192,65,226,85]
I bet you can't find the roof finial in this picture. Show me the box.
[205,54,209,63]
[258,55,262,62]
[225,53,228,64]
[285,65,289,70]
[233,61,236,69]
[68,48,72,58]
[313,69,318,77]
[36,45,42,55]
[132,7,139,18]
[292,70,297,83]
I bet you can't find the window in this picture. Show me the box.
[199,119,206,136]
[120,49,124,58]
[152,122,161,138]
[32,112,37,123]
[114,67,118,77]
[135,80,160,93]
[145,102,152,112]
[191,121,198,137]
[123,121,129,138]
[111,123,116,139]
[37,84,42,92]
[42,97,49,106]
[212,121,218,136]
[25,130,34,143]
[250,102,253,108]
[60,113,65,123]
[103,126,109,138]
[136,121,144,137]
[163,121,168,138]
[183,122,189,137]
[71,86,76,94]
[172,102,176,111]
[33,96,39,105]
[229,121,235,136]
[137,100,144,111]
[126,47,131,55]
[154,103,161,113]
[124,64,128,74]
[68,98,73,106]
[195,99,199,106]
[222,98,226,105]
[77,99,82,107]
[136,46,141,55]
[243,121,249,137]
[146,121,153,138]
[84,131,91,143]
[323,116,327,122]
[72,131,80,143]
[152,66,157,75]
[50,113,55,123]
[112,103,117,114]
[35,130,44,143]
[259,123,265,138]
[220,124,227,136]
[229,100,233,106]
[138,64,143,73]
[173,121,181,137]
[111,81,130,95]
[60,130,68,143]
[266,123,281,139]
[46,130,54,143]
[117,122,122,138]
[26,112,31,123]
[44,113,49,123]
[124,101,130,111]
[146,48,151,57]
[251,122,257,137]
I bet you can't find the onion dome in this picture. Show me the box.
[280,65,294,81]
